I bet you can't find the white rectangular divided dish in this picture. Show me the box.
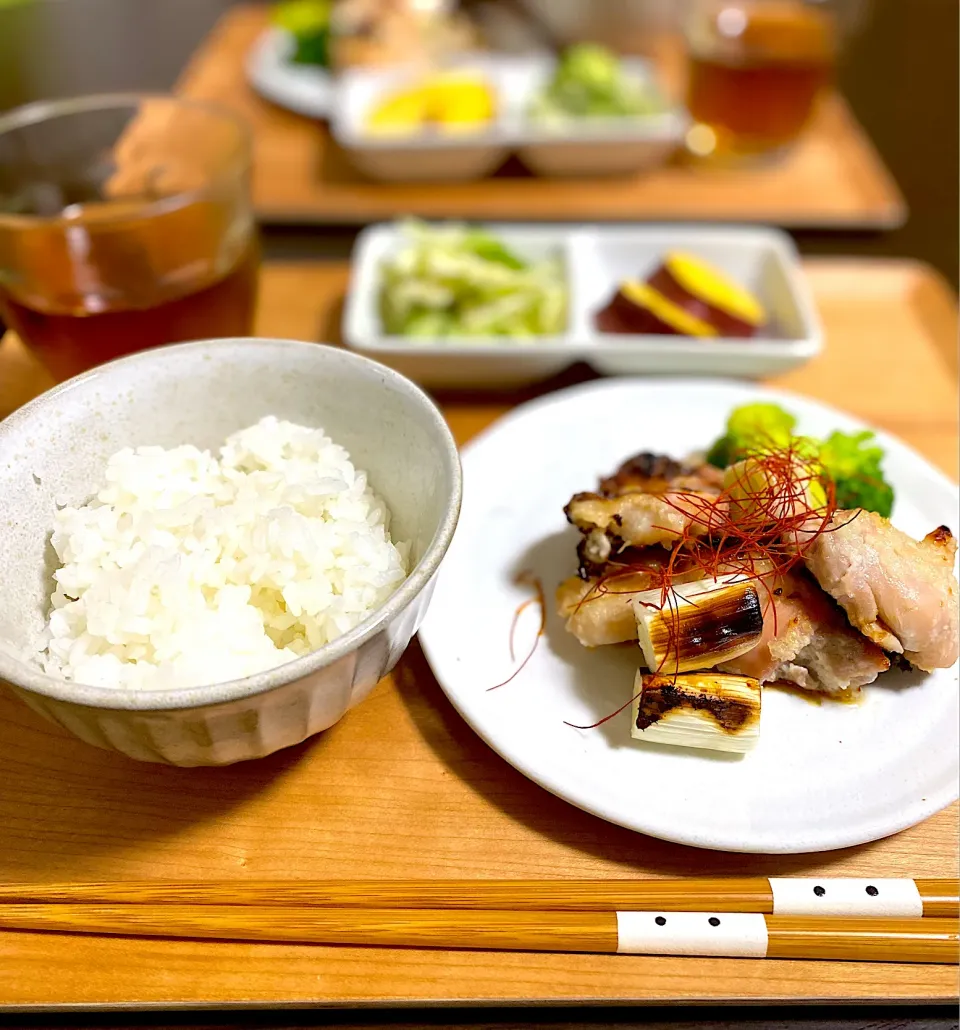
[342,223,822,388]
[330,54,685,182]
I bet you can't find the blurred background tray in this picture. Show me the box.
[0,257,956,1009]
[175,5,906,229]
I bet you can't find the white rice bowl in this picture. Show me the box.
[40,417,409,691]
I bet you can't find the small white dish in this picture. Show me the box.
[246,28,334,119]
[507,56,686,177]
[330,58,511,183]
[581,225,822,378]
[418,379,960,853]
[343,222,822,387]
[343,222,577,388]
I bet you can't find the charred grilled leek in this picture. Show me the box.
[630,577,763,675]
[631,672,761,753]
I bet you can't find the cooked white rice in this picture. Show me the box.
[40,417,409,690]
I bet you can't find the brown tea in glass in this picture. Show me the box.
[0,95,258,382]
[685,0,838,160]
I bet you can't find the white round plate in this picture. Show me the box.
[246,28,333,119]
[418,379,960,853]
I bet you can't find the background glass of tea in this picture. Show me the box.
[0,94,258,382]
[683,0,842,161]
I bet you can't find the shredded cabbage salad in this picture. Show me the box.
[378,221,568,339]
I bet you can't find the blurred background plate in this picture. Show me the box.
[245,26,334,118]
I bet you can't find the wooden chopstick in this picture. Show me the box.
[0,878,955,918]
[0,904,955,963]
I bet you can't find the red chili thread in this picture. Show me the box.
[564,689,643,730]
[575,441,855,620]
[562,441,860,726]
[488,570,545,691]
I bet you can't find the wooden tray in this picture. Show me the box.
[175,6,906,230]
[0,259,956,1009]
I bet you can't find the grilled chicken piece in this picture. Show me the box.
[799,511,959,672]
[557,572,657,647]
[560,562,889,694]
[595,453,725,496]
[556,546,715,647]
[565,453,726,575]
[718,571,890,694]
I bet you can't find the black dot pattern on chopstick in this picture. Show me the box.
[866,885,879,896]
[813,885,826,897]
[655,916,666,926]
[708,917,721,927]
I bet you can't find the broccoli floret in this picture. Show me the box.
[706,403,797,467]
[705,434,734,469]
[727,402,797,447]
[819,430,895,517]
[707,405,895,517]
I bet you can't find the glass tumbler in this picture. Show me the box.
[0,94,259,381]
[683,0,841,161]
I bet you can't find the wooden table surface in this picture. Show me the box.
[0,258,956,1010]
[174,5,906,230]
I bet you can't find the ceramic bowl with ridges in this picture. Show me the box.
[0,339,461,766]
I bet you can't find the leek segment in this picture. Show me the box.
[631,672,761,754]
[630,577,764,675]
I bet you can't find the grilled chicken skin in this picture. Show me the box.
[556,554,713,648]
[557,571,658,648]
[565,453,726,575]
[799,511,959,672]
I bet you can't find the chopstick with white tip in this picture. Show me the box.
[0,904,955,963]
[0,878,955,918]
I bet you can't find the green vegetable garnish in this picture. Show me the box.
[529,43,663,124]
[273,0,331,67]
[819,430,895,518]
[378,221,568,339]
[707,402,895,517]
[707,402,796,467]
[461,230,527,270]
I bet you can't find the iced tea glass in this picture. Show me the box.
[684,0,840,161]
[0,94,258,381]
